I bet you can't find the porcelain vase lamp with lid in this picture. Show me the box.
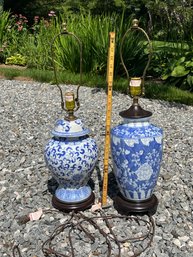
[44,114,98,212]
[44,25,98,212]
[111,19,163,215]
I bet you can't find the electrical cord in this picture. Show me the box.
[12,208,155,257]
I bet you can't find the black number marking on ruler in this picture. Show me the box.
[102,32,115,206]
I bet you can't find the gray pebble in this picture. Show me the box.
[0,79,193,256]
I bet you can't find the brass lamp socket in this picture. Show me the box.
[64,92,77,121]
[65,92,75,111]
[120,78,152,119]
[129,77,142,97]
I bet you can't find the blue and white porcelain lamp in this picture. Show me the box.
[111,93,163,214]
[44,92,98,212]
[44,26,98,212]
[111,20,163,215]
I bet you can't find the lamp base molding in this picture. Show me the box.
[114,193,158,216]
[52,192,95,212]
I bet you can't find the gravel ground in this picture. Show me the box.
[0,79,193,257]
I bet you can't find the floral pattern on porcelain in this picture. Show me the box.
[111,118,163,201]
[52,119,90,138]
[45,135,98,202]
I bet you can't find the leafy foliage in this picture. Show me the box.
[0,11,11,62]
[161,52,193,92]
[0,10,149,77]
[2,0,193,92]
[53,12,148,76]
[142,0,193,92]
[5,53,26,66]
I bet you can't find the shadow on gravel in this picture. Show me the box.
[107,171,119,199]
[47,177,58,195]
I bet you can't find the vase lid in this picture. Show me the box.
[51,118,90,138]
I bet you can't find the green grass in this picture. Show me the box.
[0,66,193,106]
[145,81,193,106]
[1,68,21,80]
[0,66,106,86]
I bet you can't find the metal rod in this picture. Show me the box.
[120,19,153,96]
[50,22,83,113]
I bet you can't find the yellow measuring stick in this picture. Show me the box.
[102,32,116,206]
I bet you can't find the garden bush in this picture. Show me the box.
[5,53,26,66]
[1,5,193,92]
[0,10,149,77]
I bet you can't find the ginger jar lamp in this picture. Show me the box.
[44,24,98,212]
[111,19,163,215]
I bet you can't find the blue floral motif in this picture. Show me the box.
[112,122,162,140]
[111,118,163,201]
[75,119,82,125]
[55,119,70,132]
[45,135,98,202]
[52,119,90,138]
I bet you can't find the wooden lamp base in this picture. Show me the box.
[114,193,158,216]
[52,192,95,213]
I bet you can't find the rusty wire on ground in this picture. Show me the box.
[12,245,23,257]
[12,208,155,257]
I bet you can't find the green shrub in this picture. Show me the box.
[5,53,27,66]
[47,11,149,77]
[161,52,193,92]
[0,11,10,63]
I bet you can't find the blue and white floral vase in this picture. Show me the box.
[111,115,163,213]
[44,118,98,211]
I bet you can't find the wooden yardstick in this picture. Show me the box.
[102,32,115,206]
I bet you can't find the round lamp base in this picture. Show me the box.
[52,192,95,212]
[114,193,158,216]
